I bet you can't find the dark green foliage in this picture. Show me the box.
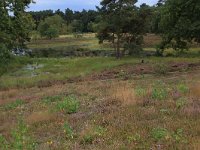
[0,44,11,75]
[38,15,64,39]
[124,43,143,55]
[96,0,150,58]
[157,0,200,54]
[65,8,74,25]
[71,20,84,33]
[55,9,65,19]
[29,9,99,33]
[29,10,54,29]
[124,36,144,55]
[0,0,34,66]
[45,27,59,39]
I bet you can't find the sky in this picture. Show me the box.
[28,0,158,11]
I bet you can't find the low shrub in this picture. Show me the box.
[176,98,187,109]
[153,63,169,75]
[63,122,74,139]
[0,120,36,149]
[177,84,189,94]
[151,88,168,100]
[0,44,11,75]
[124,43,143,56]
[3,99,24,111]
[56,96,80,114]
[151,127,169,141]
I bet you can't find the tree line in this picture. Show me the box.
[29,9,99,36]
[0,0,200,62]
[28,5,161,40]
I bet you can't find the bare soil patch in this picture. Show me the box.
[83,62,200,81]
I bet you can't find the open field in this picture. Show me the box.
[1,1,200,149]
[1,33,200,150]
[0,56,200,149]
[28,33,200,58]
[28,33,113,51]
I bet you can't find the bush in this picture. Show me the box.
[0,44,11,75]
[56,96,80,114]
[153,63,169,75]
[151,127,169,141]
[124,43,143,56]
[45,27,59,39]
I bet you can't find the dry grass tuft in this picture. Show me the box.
[26,111,56,125]
[190,84,200,98]
[182,99,200,117]
[109,81,136,105]
[191,138,200,150]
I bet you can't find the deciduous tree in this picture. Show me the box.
[157,0,200,55]
[38,15,65,39]
[0,0,34,66]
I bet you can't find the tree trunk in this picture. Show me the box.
[116,35,121,59]
[112,33,116,57]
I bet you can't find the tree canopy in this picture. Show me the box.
[96,0,151,58]
[0,0,34,48]
[157,0,200,55]
[0,0,34,65]
[38,15,65,39]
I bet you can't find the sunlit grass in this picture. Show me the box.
[0,57,199,90]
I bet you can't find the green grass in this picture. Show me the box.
[0,56,31,76]
[0,61,199,149]
[28,33,112,51]
[0,33,200,149]
[2,99,24,111]
[0,119,36,150]
[63,122,74,139]
[42,95,63,104]
[55,96,80,114]
[135,87,147,98]
[0,57,199,90]
[177,83,189,94]
[0,57,127,89]
[151,127,169,141]
[176,98,187,109]
[28,33,200,58]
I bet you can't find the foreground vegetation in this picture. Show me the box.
[27,34,200,58]
[0,56,200,90]
[0,56,200,149]
[0,0,200,149]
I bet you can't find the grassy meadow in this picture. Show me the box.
[0,34,200,149]
[28,33,200,58]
